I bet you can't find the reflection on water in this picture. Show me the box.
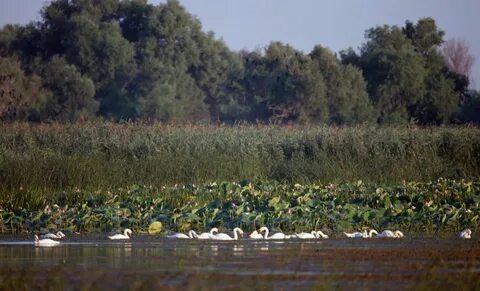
[0,237,479,290]
[210,245,218,256]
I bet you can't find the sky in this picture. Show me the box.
[1,0,479,89]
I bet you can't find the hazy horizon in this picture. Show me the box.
[1,0,479,89]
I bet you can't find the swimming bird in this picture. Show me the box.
[377,230,404,238]
[294,231,317,239]
[249,230,264,239]
[40,231,66,239]
[344,230,367,238]
[167,230,197,239]
[259,227,287,240]
[195,228,219,240]
[34,235,60,246]
[214,228,244,240]
[459,229,472,239]
[108,228,133,240]
[316,231,329,239]
[364,229,378,238]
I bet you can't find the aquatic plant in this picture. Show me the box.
[0,179,478,234]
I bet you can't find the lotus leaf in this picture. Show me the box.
[148,221,162,234]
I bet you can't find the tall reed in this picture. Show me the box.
[1,123,479,196]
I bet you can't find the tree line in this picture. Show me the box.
[0,0,478,124]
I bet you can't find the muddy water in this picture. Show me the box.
[0,236,479,290]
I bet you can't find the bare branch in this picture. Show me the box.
[441,38,475,78]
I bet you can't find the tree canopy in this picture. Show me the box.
[0,1,477,124]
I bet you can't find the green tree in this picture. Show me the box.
[310,45,373,124]
[39,56,98,122]
[0,57,48,121]
[239,42,328,123]
[404,18,458,124]
[356,25,427,124]
[458,90,480,124]
[190,32,242,122]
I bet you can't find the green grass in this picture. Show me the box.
[1,123,479,197]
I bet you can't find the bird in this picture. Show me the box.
[344,230,368,238]
[108,228,133,240]
[459,229,471,239]
[34,235,60,246]
[194,228,219,240]
[377,230,404,238]
[294,231,317,239]
[249,230,264,239]
[167,230,197,239]
[259,227,287,240]
[316,230,329,239]
[40,231,66,239]
[214,228,244,240]
[364,229,378,238]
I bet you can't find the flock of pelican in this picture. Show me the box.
[32,227,473,245]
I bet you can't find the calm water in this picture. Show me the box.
[0,235,479,290]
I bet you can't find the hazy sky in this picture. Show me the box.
[1,0,479,89]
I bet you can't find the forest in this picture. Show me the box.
[0,0,479,125]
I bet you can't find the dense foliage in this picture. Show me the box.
[1,124,480,197]
[0,179,478,234]
[0,0,478,124]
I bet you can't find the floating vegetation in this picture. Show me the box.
[148,221,163,235]
[0,179,478,234]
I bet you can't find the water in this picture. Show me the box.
[0,236,479,290]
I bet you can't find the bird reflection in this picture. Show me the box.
[233,244,244,256]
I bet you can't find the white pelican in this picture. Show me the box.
[34,235,60,246]
[294,231,317,239]
[40,231,66,239]
[259,227,287,240]
[214,228,244,240]
[167,230,197,239]
[459,229,471,239]
[316,231,329,239]
[194,228,218,240]
[344,230,368,238]
[377,230,404,238]
[108,228,133,240]
[249,230,264,239]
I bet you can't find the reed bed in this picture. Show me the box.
[1,123,479,198]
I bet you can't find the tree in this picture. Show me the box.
[189,32,242,122]
[39,56,98,122]
[441,38,475,81]
[348,18,460,125]
[404,19,459,124]
[116,0,211,121]
[0,1,471,125]
[458,90,480,124]
[403,18,444,56]
[0,57,48,121]
[359,25,427,124]
[310,45,373,124]
[240,42,328,123]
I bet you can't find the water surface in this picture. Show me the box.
[0,236,478,290]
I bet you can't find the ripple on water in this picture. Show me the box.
[0,236,478,290]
